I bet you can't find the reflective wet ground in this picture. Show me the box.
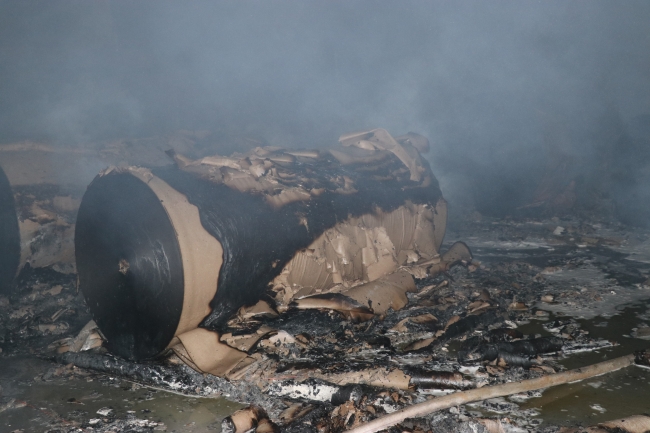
[521,300,650,427]
[464,231,650,428]
[0,356,243,432]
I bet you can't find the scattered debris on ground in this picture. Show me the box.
[2,209,650,432]
[1,131,650,432]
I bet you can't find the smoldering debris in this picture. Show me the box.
[2,131,650,432]
[221,405,279,433]
[47,241,647,433]
[3,211,650,432]
[0,268,88,357]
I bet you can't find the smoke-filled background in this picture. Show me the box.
[1,1,650,224]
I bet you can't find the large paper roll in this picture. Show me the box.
[75,129,447,362]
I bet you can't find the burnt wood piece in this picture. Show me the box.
[404,369,475,390]
[0,165,19,293]
[441,311,500,342]
[458,336,564,366]
[56,351,239,396]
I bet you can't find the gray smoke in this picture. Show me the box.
[1,1,649,221]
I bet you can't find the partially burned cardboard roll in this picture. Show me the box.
[0,162,78,290]
[0,133,228,278]
[0,165,20,293]
[0,144,90,276]
[76,129,447,363]
[75,167,223,360]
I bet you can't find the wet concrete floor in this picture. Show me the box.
[522,300,650,427]
[0,356,243,432]
[466,237,650,428]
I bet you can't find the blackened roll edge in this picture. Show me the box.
[0,164,20,293]
[76,169,186,360]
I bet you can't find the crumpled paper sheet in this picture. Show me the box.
[271,200,446,308]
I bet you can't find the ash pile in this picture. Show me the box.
[1,129,650,433]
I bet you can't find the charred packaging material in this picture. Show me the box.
[0,158,80,292]
[0,131,224,285]
[0,143,97,285]
[0,164,20,293]
[74,129,463,367]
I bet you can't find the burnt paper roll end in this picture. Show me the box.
[0,165,20,293]
[75,170,185,360]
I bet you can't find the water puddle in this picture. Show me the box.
[519,299,650,427]
[0,357,243,432]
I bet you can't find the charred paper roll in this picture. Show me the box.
[0,133,227,281]
[75,129,451,361]
[0,143,88,279]
[0,165,20,293]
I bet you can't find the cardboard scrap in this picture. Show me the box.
[338,129,426,182]
[559,415,650,433]
[172,328,250,377]
[222,405,277,433]
[342,270,416,315]
[258,331,305,357]
[272,201,446,307]
[18,216,76,274]
[390,313,438,333]
[235,300,279,322]
[291,293,374,322]
[416,241,472,276]
[395,132,430,154]
[597,415,650,433]
[58,320,103,353]
[279,403,314,424]
[220,325,276,353]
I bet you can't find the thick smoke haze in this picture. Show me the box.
[1,1,650,221]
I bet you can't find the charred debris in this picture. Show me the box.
[0,130,650,433]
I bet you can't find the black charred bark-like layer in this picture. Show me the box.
[58,352,196,388]
[56,351,285,415]
[458,336,564,367]
[75,173,185,360]
[405,369,475,390]
[153,154,442,330]
[634,349,650,367]
[0,165,19,293]
[441,311,500,342]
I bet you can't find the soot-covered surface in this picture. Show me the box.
[153,150,442,330]
[0,165,19,294]
[2,211,650,432]
[75,172,185,361]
